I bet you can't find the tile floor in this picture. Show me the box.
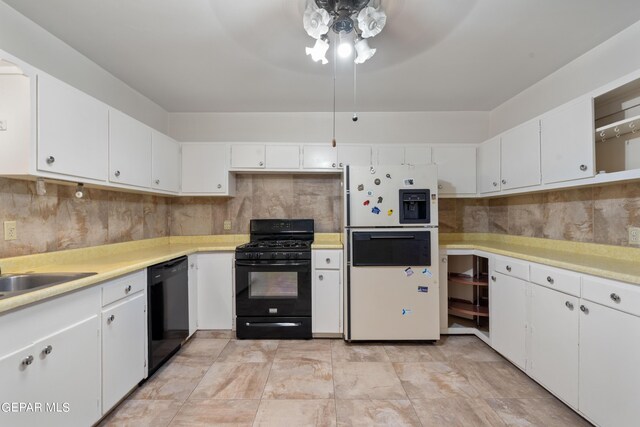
[100,332,591,426]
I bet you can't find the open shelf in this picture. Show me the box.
[448,299,489,318]
[595,114,640,142]
[448,272,489,287]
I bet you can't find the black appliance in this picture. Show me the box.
[147,256,189,375]
[352,231,431,266]
[235,219,314,339]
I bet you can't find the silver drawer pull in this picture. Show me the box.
[565,301,574,310]
[610,293,621,303]
[580,164,587,171]
[546,276,554,284]
[501,179,507,184]
[492,181,498,187]
[46,156,55,165]
[491,276,496,282]
[325,258,331,264]
[114,170,121,177]
[22,355,34,366]
[580,305,588,313]
[319,274,324,281]
[107,314,115,324]
[506,265,512,272]
[125,285,132,294]
[42,345,53,356]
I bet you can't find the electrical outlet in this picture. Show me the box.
[0,120,7,131]
[629,227,640,245]
[4,221,17,241]
[223,220,232,231]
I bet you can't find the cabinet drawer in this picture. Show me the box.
[530,263,581,297]
[582,276,640,317]
[314,250,341,270]
[494,257,529,280]
[102,270,146,307]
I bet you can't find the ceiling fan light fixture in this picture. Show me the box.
[357,6,387,38]
[305,37,330,64]
[303,4,331,39]
[337,31,353,58]
[354,37,376,64]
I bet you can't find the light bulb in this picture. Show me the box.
[337,42,352,58]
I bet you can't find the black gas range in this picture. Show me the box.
[235,219,314,339]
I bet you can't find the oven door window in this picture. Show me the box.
[249,271,298,299]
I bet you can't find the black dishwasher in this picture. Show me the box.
[147,256,189,375]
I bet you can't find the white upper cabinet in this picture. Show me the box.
[541,98,595,184]
[108,109,152,188]
[375,145,431,166]
[230,144,265,169]
[303,145,337,169]
[151,131,181,193]
[501,119,541,190]
[181,143,228,194]
[37,73,108,181]
[432,145,477,195]
[337,145,372,167]
[477,137,501,194]
[265,145,300,169]
[404,146,432,165]
[376,146,405,165]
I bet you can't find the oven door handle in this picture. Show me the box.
[368,235,416,240]
[235,261,311,267]
[245,322,302,327]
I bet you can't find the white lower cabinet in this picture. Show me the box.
[101,293,146,414]
[312,249,342,334]
[578,299,640,427]
[529,284,579,409]
[490,272,527,369]
[197,252,234,330]
[188,256,199,337]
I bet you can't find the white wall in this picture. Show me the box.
[491,19,640,135]
[0,1,168,133]
[168,111,490,144]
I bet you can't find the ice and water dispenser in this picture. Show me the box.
[399,189,430,224]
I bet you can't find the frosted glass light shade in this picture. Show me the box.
[303,5,331,39]
[305,38,330,64]
[354,38,376,64]
[357,6,387,38]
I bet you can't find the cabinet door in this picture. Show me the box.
[197,253,234,329]
[432,145,477,195]
[303,145,337,169]
[579,301,640,427]
[0,343,36,427]
[530,285,579,408]
[337,145,372,168]
[34,315,101,427]
[490,273,527,369]
[477,137,501,194]
[102,294,146,413]
[439,252,448,334]
[230,144,265,168]
[376,146,405,165]
[109,109,152,188]
[501,120,541,190]
[181,143,227,193]
[404,146,432,165]
[188,256,198,337]
[37,73,108,181]
[152,132,181,193]
[541,98,594,184]
[265,145,300,169]
[313,270,341,333]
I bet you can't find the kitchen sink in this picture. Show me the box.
[0,272,97,299]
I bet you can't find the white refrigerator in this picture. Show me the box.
[344,164,440,341]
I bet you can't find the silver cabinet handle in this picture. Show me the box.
[491,275,496,282]
[22,355,34,366]
[492,182,498,187]
[442,257,447,263]
[217,184,222,189]
[332,163,337,168]
[506,265,512,272]
[46,156,55,165]
[580,305,588,313]
[259,161,264,166]
[114,170,121,177]
[190,263,195,268]
[325,258,331,264]
[42,345,53,356]
[438,184,443,189]
[318,274,324,281]
[339,162,344,167]
[565,301,574,310]
[546,276,554,284]
[501,179,507,184]
[610,293,621,303]
[107,314,115,324]
[125,285,132,294]
[580,164,587,171]
[155,179,160,185]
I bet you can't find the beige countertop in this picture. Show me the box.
[0,233,343,314]
[440,233,640,286]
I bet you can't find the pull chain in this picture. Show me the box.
[332,38,337,147]
[352,61,358,122]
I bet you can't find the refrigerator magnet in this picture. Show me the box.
[371,206,381,215]
[377,196,383,203]
[357,184,364,191]
[404,267,414,277]
[363,200,370,206]
[374,178,381,185]
[422,268,433,278]
[418,286,429,293]
[387,209,394,216]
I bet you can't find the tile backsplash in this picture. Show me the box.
[1,175,638,258]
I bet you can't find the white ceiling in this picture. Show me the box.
[5,0,640,113]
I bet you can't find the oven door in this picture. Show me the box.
[235,259,312,317]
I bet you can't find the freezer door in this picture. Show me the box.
[352,231,431,266]
[347,164,438,227]
[348,264,439,340]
